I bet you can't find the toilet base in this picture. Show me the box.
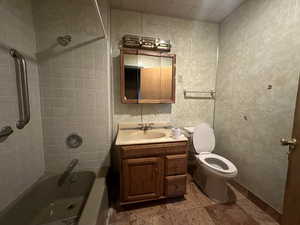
[193,166,233,203]
[203,175,229,203]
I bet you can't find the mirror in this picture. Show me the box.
[120,49,176,104]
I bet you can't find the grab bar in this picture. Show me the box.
[10,49,30,129]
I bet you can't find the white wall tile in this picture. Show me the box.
[32,0,112,174]
[0,0,44,211]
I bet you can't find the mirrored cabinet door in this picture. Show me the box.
[124,54,139,101]
[120,48,176,104]
[139,55,162,101]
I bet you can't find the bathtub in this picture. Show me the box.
[0,171,108,225]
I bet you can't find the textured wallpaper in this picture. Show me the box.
[32,0,112,174]
[111,9,219,135]
[0,0,44,211]
[215,0,300,212]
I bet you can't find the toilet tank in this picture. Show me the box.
[182,127,197,160]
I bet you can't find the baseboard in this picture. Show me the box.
[230,181,282,223]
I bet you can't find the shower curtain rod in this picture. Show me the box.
[92,0,107,39]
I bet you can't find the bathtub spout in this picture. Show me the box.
[58,159,79,186]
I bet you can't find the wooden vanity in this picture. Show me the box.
[116,141,188,205]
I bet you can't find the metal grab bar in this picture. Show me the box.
[10,49,30,129]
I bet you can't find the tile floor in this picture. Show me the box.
[109,176,280,225]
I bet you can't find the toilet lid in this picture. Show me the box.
[193,123,215,153]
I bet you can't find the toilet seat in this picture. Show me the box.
[197,153,237,175]
[192,123,237,176]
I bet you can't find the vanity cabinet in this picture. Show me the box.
[117,141,188,205]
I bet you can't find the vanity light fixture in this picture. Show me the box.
[122,34,171,52]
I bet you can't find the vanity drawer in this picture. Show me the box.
[165,154,187,176]
[120,144,165,158]
[165,175,186,197]
[120,142,187,159]
[165,142,188,155]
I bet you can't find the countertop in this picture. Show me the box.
[115,122,188,146]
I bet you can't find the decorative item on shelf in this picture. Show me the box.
[184,90,216,100]
[156,39,171,51]
[122,34,141,48]
[140,36,157,49]
[122,34,171,52]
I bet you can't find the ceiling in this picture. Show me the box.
[109,0,247,23]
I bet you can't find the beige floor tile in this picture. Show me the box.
[110,221,131,225]
[188,182,215,207]
[205,203,260,225]
[110,209,131,224]
[227,183,248,201]
[169,207,215,225]
[237,198,280,225]
[109,178,278,225]
[188,207,216,225]
[127,203,167,219]
[165,195,199,211]
[129,214,153,225]
[168,207,192,225]
[151,212,174,225]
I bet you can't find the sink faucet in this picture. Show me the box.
[138,123,154,131]
[58,159,79,186]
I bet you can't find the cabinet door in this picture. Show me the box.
[165,175,187,197]
[122,157,163,202]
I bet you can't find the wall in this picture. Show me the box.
[0,0,44,211]
[215,0,300,212]
[32,0,111,174]
[111,9,219,133]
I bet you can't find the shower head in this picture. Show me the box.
[57,35,72,46]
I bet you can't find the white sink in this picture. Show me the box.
[129,131,166,140]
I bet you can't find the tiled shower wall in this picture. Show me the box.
[215,0,300,212]
[32,0,111,174]
[111,9,219,134]
[0,0,44,211]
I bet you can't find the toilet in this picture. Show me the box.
[189,123,238,203]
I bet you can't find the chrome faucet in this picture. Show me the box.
[58,159,79,186]
[138,123,154,131]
